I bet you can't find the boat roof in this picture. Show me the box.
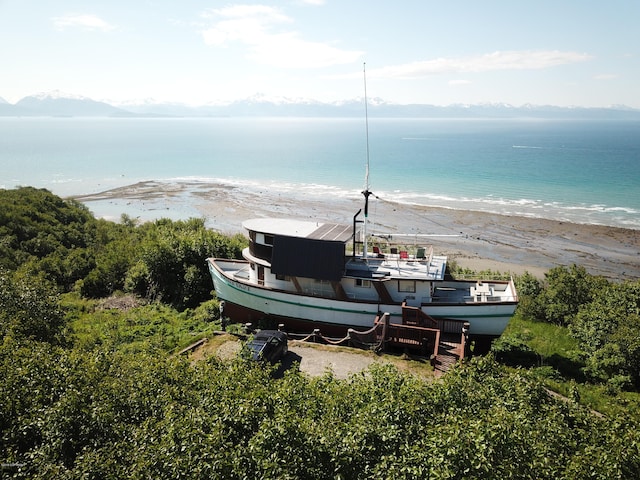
[243,218,353,243]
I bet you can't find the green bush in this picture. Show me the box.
[0,188,247,308]
[3,348,639,479]
[536,265,606,326]
[0,269,66,344]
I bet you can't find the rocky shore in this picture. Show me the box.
[74,180,640,281]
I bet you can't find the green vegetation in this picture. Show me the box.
[509,265,640,392]
[65,295,222,355]
[0,186,246,309]
[1,186,640,478]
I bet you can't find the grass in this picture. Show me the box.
[495,314,640,419]
[63,293,223,354]
[504,316,579,357]
[497,315,585,379]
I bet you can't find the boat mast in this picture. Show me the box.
[362,62,372,259]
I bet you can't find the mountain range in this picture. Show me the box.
[1,91,639,119]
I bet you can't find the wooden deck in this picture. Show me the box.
[275,302,469,373]
[372,303,469,372]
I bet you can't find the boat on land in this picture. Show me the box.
[207,210,518,349]
[207,66,518,350]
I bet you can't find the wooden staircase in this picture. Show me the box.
[434,333,466,373]
[400,302,469,373]
[370,305,470,374]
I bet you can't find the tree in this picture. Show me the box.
[0,187,101,294]
[514,271,544,321]
[124,218,246,309]
[571,281,640,387]
[537,265,605,326]
[0,269,66,344]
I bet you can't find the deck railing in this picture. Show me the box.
[374,312,441,358]
[451,272,514,282]
[401,301,438,327]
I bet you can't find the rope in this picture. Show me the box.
[282,322,385,351]
[284,330,350,345]
[319,333,351,346]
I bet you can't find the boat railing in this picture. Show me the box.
[453,273,514,282]
[369,242,434,262]
[464,295,518,303]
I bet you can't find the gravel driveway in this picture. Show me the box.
[207,337,390,379]
[287,342,384,379]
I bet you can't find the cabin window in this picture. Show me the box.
[355,278,371,288]
[275,273,289,281]
[250,263,255,271]
[398,280,416,293]
[255,232,274,245]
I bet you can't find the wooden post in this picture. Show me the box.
[461,322,470,358]
[380,312,390,352]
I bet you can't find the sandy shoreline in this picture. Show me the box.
[73,180,640,281]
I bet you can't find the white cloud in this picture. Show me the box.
[201,5,291,46]
[449,79,471,85]
[52,14,115,32]
[365,50,593,79]
[200,4,362,68]
[594,73,618,80]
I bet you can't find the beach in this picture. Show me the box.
[72,180,640,281]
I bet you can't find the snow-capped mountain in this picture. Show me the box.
[12,91,130,116]
[1,91,639,119]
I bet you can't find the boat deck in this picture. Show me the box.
[432,286,471,303]
[347,253,448,281]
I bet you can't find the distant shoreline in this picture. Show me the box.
[73,180,640,281]
[4,92,640,118]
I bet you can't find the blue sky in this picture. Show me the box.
[1,0,638,107]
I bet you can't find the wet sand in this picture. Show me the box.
[73,180,640,281]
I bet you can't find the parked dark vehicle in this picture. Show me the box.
[244,330,288,363]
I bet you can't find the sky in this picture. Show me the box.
[1,0,639,108]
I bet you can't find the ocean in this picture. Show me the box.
[1,116,639,229]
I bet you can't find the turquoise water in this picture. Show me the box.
[1,117,639,228]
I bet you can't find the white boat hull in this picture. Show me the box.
[208,259,516,338]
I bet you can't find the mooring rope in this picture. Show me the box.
[282,323,384,350]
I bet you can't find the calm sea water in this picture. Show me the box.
[1,117,639,229]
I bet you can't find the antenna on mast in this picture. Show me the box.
[363,62,371,194]
[362,62,372,258]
